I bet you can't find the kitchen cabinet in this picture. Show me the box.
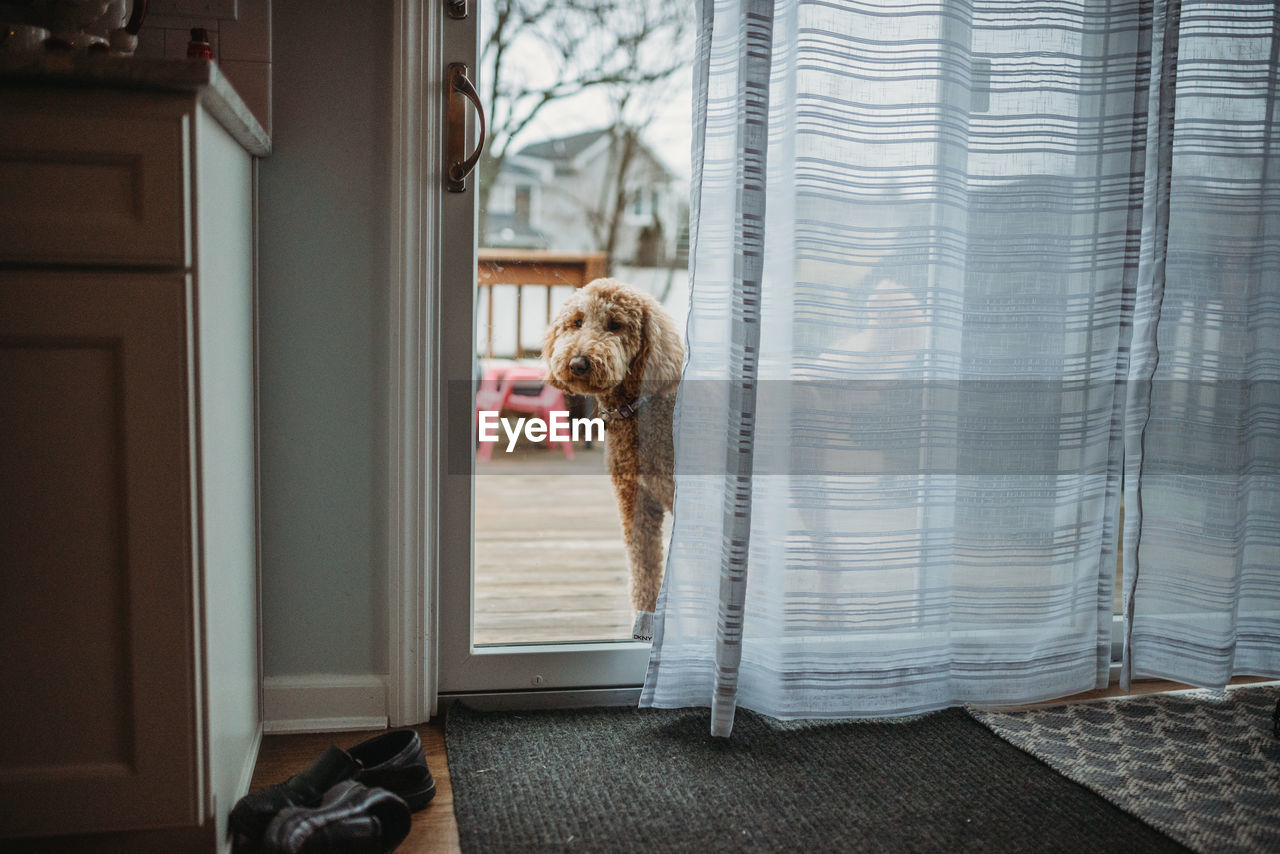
[0,58,268,852]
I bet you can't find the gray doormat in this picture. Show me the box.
[446,704,1188,853]
[970,684,1280,854]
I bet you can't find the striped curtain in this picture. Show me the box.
[1121,1,1280,688]
[640,0,1280,736]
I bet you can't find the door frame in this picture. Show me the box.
[388,0,444,726]
[389,0,653,723]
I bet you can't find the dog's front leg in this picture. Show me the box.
[624,489,667,616]
[609,469,662,641]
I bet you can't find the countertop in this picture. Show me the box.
[0,53,270,156]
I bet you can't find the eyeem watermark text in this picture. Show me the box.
[478,410,605,453]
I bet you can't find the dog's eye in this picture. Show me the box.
[607,319,622,332]
[572,317,583,328]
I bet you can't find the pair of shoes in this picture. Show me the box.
[230,729,435,852]
[263,780,411,853]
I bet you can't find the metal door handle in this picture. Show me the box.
[447,63,486,193]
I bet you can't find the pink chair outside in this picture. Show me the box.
[475,364,575,461]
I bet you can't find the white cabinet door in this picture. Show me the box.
[0,91,190,268]
[0,270,200,836]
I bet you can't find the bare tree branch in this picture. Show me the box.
[477,0,693,252]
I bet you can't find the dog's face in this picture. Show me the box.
[543,279,652,396]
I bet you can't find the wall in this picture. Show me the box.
[137,0,273,136]
[256,0,393,725]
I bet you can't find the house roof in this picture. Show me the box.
[515,129,608,162]
[512,127,678,183]
[482,212,550,249]
[499,158,547,180]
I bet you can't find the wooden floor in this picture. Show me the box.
[474,440,660,645]
[249,676,1273,854]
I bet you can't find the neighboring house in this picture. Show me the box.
[482,156,554,250]
[483,128,689,267]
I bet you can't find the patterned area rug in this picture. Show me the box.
[970,684,1280,854]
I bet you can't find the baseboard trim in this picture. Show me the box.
[263,674,389,733]
[264,716,389,734]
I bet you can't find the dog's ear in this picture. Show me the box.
[541,312,570,391]
[630,294,684,396]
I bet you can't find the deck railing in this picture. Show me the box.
[477,248,607,359]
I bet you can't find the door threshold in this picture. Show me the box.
[439,686,642,712]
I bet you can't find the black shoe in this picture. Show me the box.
[231,745,360,849]
[230,730,434,850]
[349,729,436,810]
[263,780,411,854]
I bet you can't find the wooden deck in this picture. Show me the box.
[473,439,1124,645]
[474,439,663,645]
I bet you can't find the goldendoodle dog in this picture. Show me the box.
[542,278,683,641]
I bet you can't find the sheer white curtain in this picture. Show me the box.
[641,0,1279,736]
[1121,1,1280,688]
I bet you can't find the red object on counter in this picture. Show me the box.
[187,27,212,60]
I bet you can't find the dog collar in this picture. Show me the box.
[599,396,649,422]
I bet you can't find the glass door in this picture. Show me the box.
[436,0,692,695]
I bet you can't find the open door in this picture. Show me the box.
[434,0,692,700]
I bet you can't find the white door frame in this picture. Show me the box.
[388,0,650,723]
[387,0,444,726]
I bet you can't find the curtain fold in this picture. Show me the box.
[642,0,1280,733]
[1122,0,1280,687]
[708,0,774,738]
[1120,0,1182,688]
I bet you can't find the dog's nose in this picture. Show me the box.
[569,356,591,377]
